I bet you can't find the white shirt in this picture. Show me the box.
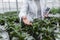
[19,0,48,21]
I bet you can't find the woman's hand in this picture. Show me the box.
[44,13,48,17]
[22,16,32,25]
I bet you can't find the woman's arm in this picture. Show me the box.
[19,0,32,25]
[19,0,28,21]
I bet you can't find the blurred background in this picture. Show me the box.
[0,0,60,13]
[0,0,23,13]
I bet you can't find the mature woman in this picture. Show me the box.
[19,0,50,40]
[19,0,49,25]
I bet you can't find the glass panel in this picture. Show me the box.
[18,2,21,9]
[0,10,3,13]
[0,0,2,2]
[3,0,9,2]
[18,0,23,2]
[10,2,16,9]
[47,0,53,2]
[10,8,17,11]
[3,2,9,9]
[0,3,3,9]
[10,0,16,2]
[4,8,9,12]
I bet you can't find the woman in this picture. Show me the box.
[19,0,49,40]
[19,0,48,25]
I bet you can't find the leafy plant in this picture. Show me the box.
[0,35,3,39]
[0,11,60,40]
[21,18,57,40]
[32,18,56,40]
[4,11,20,16]
[0,18,5,25]
[58,8,60,13]
[49,8,60,14]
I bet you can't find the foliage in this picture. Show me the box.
[0,11,60,40]
[49,8,60,14]
[21,17,60,40]
[32,18,55,40]
[0,17,5,25]
[0,35,3,39]
[4,11,20,16]
[5,15,35,40]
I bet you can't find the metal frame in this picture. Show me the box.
[0,0,60,14]
[0,0,20,13]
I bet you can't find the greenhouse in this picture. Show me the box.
[0,0,60,40]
